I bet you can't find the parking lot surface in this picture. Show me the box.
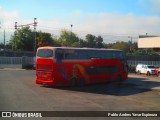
[0,69,160,119]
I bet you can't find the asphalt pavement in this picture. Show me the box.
[0,68,160,120]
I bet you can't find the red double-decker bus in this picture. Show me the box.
[36,47,128,86]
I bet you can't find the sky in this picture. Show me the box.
[0,0,160,43]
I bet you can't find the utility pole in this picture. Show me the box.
[13,22,18,50]
[4,29,5,50]
[14,18,38,53]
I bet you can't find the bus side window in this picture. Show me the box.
[63,49,77,59]
[55,49,64,64]
[88,50,98,59]
[105,51,112,59]
[57,52,64,59]
[76,50,87,59]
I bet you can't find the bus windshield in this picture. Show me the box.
[37,49,53,58]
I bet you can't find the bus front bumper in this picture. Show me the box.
[36,79,55,85]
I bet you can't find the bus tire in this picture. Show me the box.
[117,75,122,82]
[77,77,85,87]
[71,78,77,87]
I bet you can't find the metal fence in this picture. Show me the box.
[0,51,34,57]
[0,57,33,65]
[0,56,160,67]
[0,57,22,64]
[127,55,160,61]
[128,60,160,67]
[127,55,160,67]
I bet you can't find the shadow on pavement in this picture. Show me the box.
[42,77,160,96]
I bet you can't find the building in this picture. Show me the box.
[138,35,160,52]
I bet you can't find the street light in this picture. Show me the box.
[34,18,37,53]
[0,22,6,56]
[69,24,73,44]
[71,24,73,33]
[71,24,73,38]
[128,36,132,52]
[15,22,17,30]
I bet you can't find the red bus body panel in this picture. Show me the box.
[36,58,128,86]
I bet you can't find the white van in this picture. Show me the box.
[136,64,156,76]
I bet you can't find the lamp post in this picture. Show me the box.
[128,36,132,52]
[69,24,73,46]
[15,22,17,30]
[71,24,73,33]
[4,29,5,50]
[34,18,37,53]
[0,21,6,55]
[14,22,18,51]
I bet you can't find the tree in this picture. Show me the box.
[0,43,5,49]
[111,41,129,52]
[85,34,104,48]
[79,39,87,47]
[36,31,54,47]
[131,48,159,55]
[10,27,34,51]
[96,36,103,48]
[85,34,96,48]
[58,30,79,47]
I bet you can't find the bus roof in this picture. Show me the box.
[37,46,123,52]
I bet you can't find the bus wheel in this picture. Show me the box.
[117,75,122,82]
[71,78,77,87]
[77,77,85,87]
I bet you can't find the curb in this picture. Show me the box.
[0,68,25,71]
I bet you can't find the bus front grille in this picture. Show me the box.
[37,64,52,71]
